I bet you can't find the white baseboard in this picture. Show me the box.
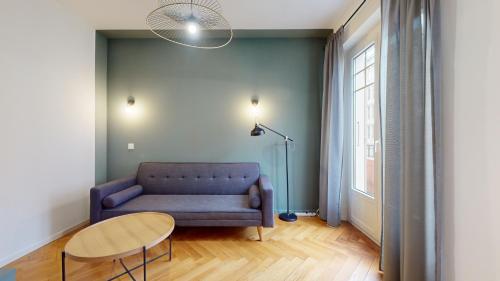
[0,220,89,268]
[349,216,380,245]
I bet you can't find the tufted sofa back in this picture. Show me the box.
[136,162,260,195]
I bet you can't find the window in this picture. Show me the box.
[353,44,376,197]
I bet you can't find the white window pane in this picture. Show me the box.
[367,84,375,102]
[366,65,375,84]
[366,45,375,66]
[355,53,365,73]
[364,80,375,195]
[366,86,375,140]
[355,71,365,90]
[352,44,376,197]
[354,89,366,193]
[365,149,375,195]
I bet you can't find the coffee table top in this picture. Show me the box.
[65,212,174,262]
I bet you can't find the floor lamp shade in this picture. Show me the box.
[250,124,265,136]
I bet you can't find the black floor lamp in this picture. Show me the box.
[251,123,297,222]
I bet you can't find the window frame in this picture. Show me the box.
[351,42,376,198]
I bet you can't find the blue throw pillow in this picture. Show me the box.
[248,185,261,209]
[103,185,143,208]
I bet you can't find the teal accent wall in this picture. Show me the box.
[106,38,324,212]
[95,32,107,184]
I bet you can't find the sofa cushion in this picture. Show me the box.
[137,162,260,195]
[102,185,143,208]
[248,185,261,209]
[101,195,261,221]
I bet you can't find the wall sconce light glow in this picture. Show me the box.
[124,106,136,115]
[249,98,261,120]
[186,22,199,35]
[250,104,261,118]
[124,96,139,118]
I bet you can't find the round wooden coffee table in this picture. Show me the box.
[62,212,175,281]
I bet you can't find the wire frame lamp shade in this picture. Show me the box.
[146,0,233,49]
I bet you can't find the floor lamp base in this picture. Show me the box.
[279,212,297,222]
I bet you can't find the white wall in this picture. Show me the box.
[0,0,95,267]
[441,0,500,280]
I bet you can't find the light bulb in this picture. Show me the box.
[186,22,199,34]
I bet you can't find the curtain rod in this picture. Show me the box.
[343,0,367,27]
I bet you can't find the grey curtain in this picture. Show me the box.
[319,28,345,227]
[380,0,441,280]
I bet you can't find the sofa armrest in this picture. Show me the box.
[90,175,137,224]
[259,175,274,227]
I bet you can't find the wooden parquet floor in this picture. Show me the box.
[4,216,382,281]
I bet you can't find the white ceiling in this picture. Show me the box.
[59,0,358,30]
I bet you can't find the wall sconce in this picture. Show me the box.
[124,96,138,116]
[250,96,261,120]
[127,96,135,106]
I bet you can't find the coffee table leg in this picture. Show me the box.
[61,251,66,281]
[143,246,147,281]
[169,235,172,261]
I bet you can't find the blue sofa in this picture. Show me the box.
[90,162,274,240]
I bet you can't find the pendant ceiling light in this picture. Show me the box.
[146,0,233,49]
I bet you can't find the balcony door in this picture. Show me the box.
[345,25,382,244]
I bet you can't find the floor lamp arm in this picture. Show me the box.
[257,123,294,142]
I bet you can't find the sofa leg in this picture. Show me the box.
[257,226,264,241]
